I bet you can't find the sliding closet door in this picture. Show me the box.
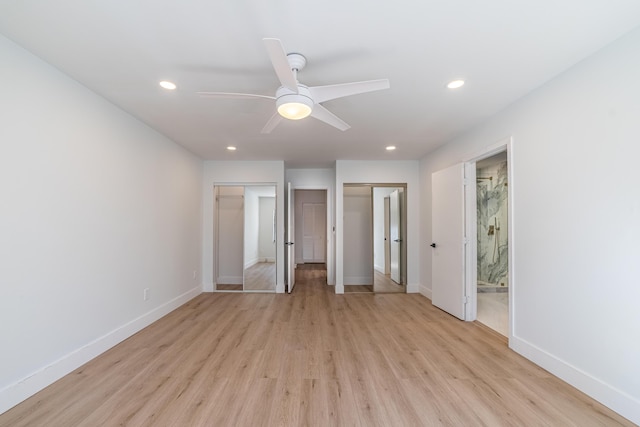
[243,186,277,291]
[216,186,244,289]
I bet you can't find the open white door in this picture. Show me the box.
[389,189,401,283]
[431,163,466,320]
[286,182,296,293]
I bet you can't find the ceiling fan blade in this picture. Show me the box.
[261,112,283,134]
[310,104,350,131]
[263,38,298,92]
[197,92,275,100]
[308,79,390,103]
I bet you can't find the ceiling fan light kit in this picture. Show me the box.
[198,38,390,133]
[276,85,313,120]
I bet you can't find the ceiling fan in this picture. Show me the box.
[198,38,390,134]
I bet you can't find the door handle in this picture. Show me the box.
[430,243,436,248]
[285,242,294,246]
[394,239,402,242]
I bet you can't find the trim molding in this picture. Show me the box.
[406,283,419,293]
[217,275,242,285]
[0,286,201,415]
[419,284,432,300]
[344,276,373,285]
[510,336,640,425]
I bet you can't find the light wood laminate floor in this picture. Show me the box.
[477,291,509,336]
[216,262,276,291]
[344,270,404,293]
[244,261,276,291]
[0,269,633,426]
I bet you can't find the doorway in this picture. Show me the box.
[214,184,277,292]
[293,189,328,284]
[475,152,509,335]
[296,190,327,265]
[430,138,513,337]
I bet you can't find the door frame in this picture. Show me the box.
[293,187,332,285]
[463,137,514,339]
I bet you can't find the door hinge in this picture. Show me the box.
[462,296,470,304]
[463,236,469,245]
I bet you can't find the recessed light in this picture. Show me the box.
[447,79,465,89]
[386,145,396,151]
[226,146,237,151]
[159,80,177,90]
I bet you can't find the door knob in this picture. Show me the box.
[430,243,436,248]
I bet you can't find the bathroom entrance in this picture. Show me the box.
[475,152,509,335]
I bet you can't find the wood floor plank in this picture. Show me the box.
[1,267,635,426]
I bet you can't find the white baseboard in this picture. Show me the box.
[217,275,242,285]
[244,258,258,269]
[419,284,432,300]
[406,283,419,293]
[0,286,201,415]
[510,336,640,425]
[344,276,373,285]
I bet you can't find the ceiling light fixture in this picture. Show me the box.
[386,145,396,151]
[276,86,313,120]
[226,146,237,151]
[159,80,177,90]
[447,79,465,89]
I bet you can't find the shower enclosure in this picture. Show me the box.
[476,159,508,292]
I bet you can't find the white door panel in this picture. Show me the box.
[432,163,466,320]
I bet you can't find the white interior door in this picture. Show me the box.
[432,163,466,320]
[286,182,296,293]
[302,203,326,262]
[389,189,401,283]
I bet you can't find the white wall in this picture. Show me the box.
[285,168,336,285]
[202,161,284,292]
[0,35,203,414]
[419,27,640,424]
[335,160,420,293]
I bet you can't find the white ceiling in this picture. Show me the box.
[1,1,639,168]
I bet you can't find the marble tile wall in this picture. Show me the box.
[477,161,509,288]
